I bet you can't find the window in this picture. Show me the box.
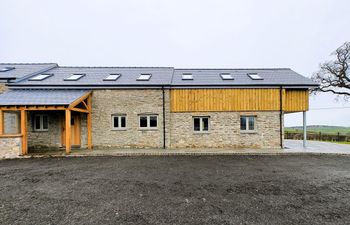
[247,73,263,80]
[29,74,53,81]
[137,74,152,81]
[182,73,193,80]
[0,67,15,72]
[240,116,256,132]
[220,73,234,80]
[112,114,126,130]
[64,74,85,81]
[104,74,121,81]
[139,115,158,129]
[193,117,209,132]
[34,114,49,131]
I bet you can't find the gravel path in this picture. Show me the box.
[1,155,350,225]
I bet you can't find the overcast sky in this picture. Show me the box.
[1,0,349,126]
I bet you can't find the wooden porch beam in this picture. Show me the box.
[82,100,88,110]
[0,106,66,111]
[87,94,92,150]
[20,110,28,155]
[68,91,92,109]
[65,109,71,154]
[70,107,89,113]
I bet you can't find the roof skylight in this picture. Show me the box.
[0,67,15,72]
[182,73,193,80]
[220,73,234,80]
[104,74,121,81]
[64,74,85,81]
[137,73,152,81]
[29,73,53,81]
[248,73,263,80]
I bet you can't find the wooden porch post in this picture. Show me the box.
[0,109,3,135]
[65,109,71,153]
[20,110,28,155]
[87,95,92,150]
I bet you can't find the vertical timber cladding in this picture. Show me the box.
[170,88,309,112]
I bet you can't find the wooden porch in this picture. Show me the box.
[0,91,93,155]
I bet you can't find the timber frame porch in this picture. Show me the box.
[0,91,92,155]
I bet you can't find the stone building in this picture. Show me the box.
[0,63,318,156]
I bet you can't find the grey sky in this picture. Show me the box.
[1,0,349,126]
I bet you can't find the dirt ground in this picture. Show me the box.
[1,155,350,225]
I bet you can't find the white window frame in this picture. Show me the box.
[111,114,127,130]
[138,114,158,130]
[137,74,152,81]
[193,116,210,133]
[34,114,49,132]
[64,74,85,81]
[182,73,193,80]
[240,116,256,133]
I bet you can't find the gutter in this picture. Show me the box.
[162,86,166,149]
[279,86,283,148]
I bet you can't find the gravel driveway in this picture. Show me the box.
[1,155,350,225]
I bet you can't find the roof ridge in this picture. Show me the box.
[58,66,174,69]
[0,63,57,65]
[175,68,291,70]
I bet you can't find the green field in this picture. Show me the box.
[285,125,350,135]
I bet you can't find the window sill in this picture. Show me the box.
[33,130,49,132]
[138,128,158,131]
[111,128,127,131]
[193,131,210,135]
[240,130,257,134]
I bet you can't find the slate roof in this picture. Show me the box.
[172,68,318,87]
[1,63,318,88]
[0,89,89,106]
[12,67,174,87]
[0,63,57,81]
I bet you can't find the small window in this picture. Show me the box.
[0,67,15,72]
[240,116,256,132]
[29,74,53,81]
[220,73,234,80]
[34,114,49,131]
[182,73,193,80]
[193,117,209,133]
[247,73,263,80]
[137,74,152,81]
[104,74,121,81]
[139,115,158,129]
[64,74,85,81]
[112,115,127,130]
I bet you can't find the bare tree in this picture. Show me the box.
[312,42,350,100]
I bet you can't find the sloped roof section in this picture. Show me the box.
[0,89,90,106]
[13,67,174,87]
[3,64,318,88]
[172,68,318,87]
[0,63,57,81]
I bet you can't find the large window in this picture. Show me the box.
[139,115,158,129]
[34,114,49,131]
[193,117,209,133]
[112,114,126,130]
[240,116,256,132]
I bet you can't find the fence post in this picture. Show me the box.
[319,132,321,141]
[337,132,340,142]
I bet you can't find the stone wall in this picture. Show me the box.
[27,111,88,150]
[0,83,7,94]
[169,111,282,149]
[91,89,170,149]
[0,137,21,158]
[27,111,63,149]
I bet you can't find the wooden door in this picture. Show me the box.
[61,113,81,147]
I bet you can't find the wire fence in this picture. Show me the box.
[285,131,350,142]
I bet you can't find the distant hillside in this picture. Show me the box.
[285,125,350,135]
